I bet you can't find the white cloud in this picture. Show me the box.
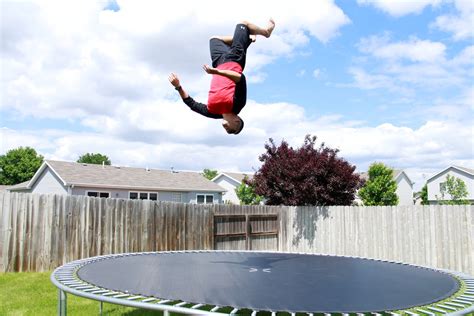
[358,35,446,63]
[357,0,441,17]
[312,68,321,78]
[432,0,474,40]
[350,35,473,93]
[1,0,350,122]
[2,102,472,191]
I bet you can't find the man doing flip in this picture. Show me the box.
[169,19,275,134]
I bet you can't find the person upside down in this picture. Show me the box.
[169,19,275,134]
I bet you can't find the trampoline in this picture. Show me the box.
[51,251,474,315]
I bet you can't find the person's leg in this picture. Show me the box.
[211,35,233,45]
[209,38,230,68]
[241,19,275,38]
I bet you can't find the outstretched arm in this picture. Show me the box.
[203,65,242,83]
[168,73,222,119]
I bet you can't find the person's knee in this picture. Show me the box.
[240,20,249,26]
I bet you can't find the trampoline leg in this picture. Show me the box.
[58,289,67,316]
[99,301,103,315]
[163,311,170,316]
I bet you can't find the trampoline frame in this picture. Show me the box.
[51,250,474,316]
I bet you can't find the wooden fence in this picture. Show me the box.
[1,192,473,275]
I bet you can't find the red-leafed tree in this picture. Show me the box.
[249,135,361,206]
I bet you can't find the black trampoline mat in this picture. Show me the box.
[77,252,460,313]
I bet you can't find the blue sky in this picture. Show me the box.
[1,0,473,190]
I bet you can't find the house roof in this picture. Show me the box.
[359,169,413,184]
[6,181,29,190]
[0,184,12,191]
[212,172,253,184]
[26,160,225,192]
[427,165,474,182]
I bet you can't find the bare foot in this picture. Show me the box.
[250,34,257,42]
[265,18,275,38]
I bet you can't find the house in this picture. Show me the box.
[211,172,253,204]
[356,169,414,205]
[8,160,226,204]
[426,165,474,205]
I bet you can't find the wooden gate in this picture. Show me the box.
[213,214,279,250]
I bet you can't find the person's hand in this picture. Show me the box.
[203,65,219,75]
[168,73,181,88]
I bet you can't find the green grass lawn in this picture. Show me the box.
[0,272,170,316]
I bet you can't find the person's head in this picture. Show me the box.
[222,113,244,135]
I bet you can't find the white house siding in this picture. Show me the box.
[30,168,67,195]
[396,173,414,205]
[71,187,222,204]
[214,176,240,204]
[428,167,474,204]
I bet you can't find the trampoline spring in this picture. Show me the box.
[141,298,157,303]
[113,294,129,299]
[210,306,221,312]
[415,308,436,315]
[250,311,257,316]
[435,304,457,311]
[102,291,119,296]
[175,302,188,307]
[459,295,474,301]
[404,312,421,316]
[230,308,239,314]
[91,290,109,295]
[126,296,143,301]
[83,287,101,292]
[426,306,449,313]
[452,298,471,305]
[443,301,468,308]
[191,304,204,309]
[156,299,171,305]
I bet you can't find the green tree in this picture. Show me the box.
[359,162,399,206]
[420,184,429,205]
[77,153,111,165]
[0,147,44,185]
[236,177,263,205]
[202,169,218,180]
[437,174,469,205]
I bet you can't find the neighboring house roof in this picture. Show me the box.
[358,169,413,185]
[0,185,12,191]
[212,172,253,184]
[24,160,225,192]
[427,165,474,182]
[6,181,29,190]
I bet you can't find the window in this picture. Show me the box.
[86,191,110,198]
[440,182,447,194]
[196,194,214,204]
[129,191,159,201]
[172,192,182,202]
